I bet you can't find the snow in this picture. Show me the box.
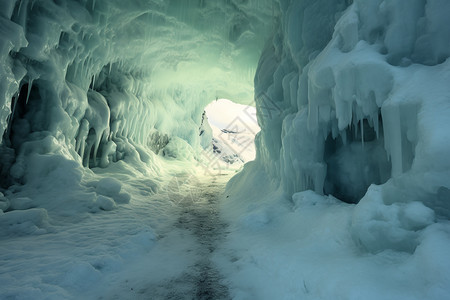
[0,0,450,299]
[1,160,235,299]
[0,155,212,298]
[204,99,260,165]
[220,167,450,299]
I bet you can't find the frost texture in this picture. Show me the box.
[0,0,449,257]
[0,0,273,234]
[0,0,274,178]
[248,0,450,252]
[0,0,449,298]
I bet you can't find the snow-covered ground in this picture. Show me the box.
[0,158,234,299]
[1,158,449,300]
[217,162,450,299]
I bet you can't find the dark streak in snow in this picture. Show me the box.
[152,174,231,300]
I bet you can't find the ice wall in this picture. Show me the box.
[247,0,450,251]
[0,0,274,186]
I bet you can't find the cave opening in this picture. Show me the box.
[198,98,260,174]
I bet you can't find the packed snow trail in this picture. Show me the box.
[134,172,232,300]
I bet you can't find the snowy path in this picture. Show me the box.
[0,170,234,300]
[148,173,231,299]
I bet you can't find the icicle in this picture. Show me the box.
[83,141,92,167]
[353,118,358,140]
[17,0,29,30]
[79,61,84,82]
[361,118,365,149]
[322,126,328,141]
[73,59,79,80]
[331,121,338,139]
[109,63,112,75]
[85,57,90,79]
[17,0,24,18]
[26,79,33,104]
[76,119,89,158]
[341,129,347,145]
[92,130,106,168]
[78,139,85,161]
[92,0,96,11]
[382,105,402,177]
[7,93,19,139]
[374,112,379,139]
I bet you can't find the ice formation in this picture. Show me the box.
[1,0,450,298]
[218,1,450,297]
[0,0,273,202]
[226,0,450,251]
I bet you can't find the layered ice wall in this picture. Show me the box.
[245,0,450,251]
[0,0,274,185]
[1,0,449,255]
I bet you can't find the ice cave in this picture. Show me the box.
[1,0,450,299]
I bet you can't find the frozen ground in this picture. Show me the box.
[0,163,234,300]
[3,162,448,300]
[217,162,450,300]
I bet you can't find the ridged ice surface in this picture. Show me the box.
[0,0,274,172]
[222,1,450,297]
[252,0,450,210]
[1,0,450,299]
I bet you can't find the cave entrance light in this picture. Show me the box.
[204,99,260,167]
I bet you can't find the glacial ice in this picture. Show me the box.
[221,0,450,298]
[0,0,449,299]
[249,0,450,215]
[0,0,273,176]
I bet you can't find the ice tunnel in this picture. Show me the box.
[0,0,274,175]
[1,0,450,299]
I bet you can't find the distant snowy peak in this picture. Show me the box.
[203,123,256,168]
[196,99,259,172]
[212,137,242,165]
[220,129,239,134]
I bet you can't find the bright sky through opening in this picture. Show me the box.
[205,99,260,162]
